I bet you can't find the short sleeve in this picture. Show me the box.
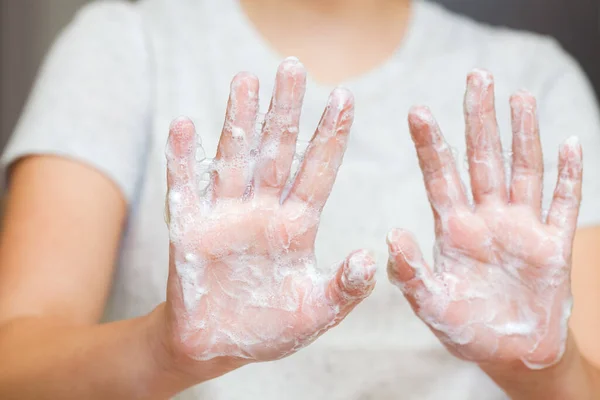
[536,40,600,228]
[0,1,151,203]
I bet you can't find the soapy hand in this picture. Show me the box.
[164,58,376,365]
[387,70,583,369]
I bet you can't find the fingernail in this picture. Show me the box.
[468,68,494,88]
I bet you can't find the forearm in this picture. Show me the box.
[0,305,196,400]
[481,334,600,400]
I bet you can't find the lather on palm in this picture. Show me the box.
[387,70,583,369]
[164,58,376,365]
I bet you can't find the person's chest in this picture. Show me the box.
[130,79,506,398]
[126,52,496,340]
[103,18,515,400]
[121,30,524,316]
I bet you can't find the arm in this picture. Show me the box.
[0,157,192,399]
[0,58,376,398]
[0,4,199,397]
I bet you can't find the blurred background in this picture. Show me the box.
[1,0,599,152]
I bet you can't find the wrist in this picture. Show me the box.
[480,334,596,400]
[145,303,247,387]
[141,304,199,396]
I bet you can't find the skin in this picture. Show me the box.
[240,0,412,84]
[0,0,598,398]
[0,157,188,399]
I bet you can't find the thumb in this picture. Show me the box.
[386,228,440,308]
[326,249,377,311]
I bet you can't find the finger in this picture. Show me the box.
[213,72,260,199]
[325,250,377,312]
[166,117,201,226]
[253,57,306,195]
[286,87,354,210]
[464,69,507,205]
[386,228,440,307]
[547,137,583,236]
[408,106,469,227]
[509,91,543,213]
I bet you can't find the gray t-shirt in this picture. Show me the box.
[2,0,600,398]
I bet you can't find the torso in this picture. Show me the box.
[103,0,567,397]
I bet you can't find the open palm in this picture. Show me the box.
[387,70,583,369]
[164,59,376,364]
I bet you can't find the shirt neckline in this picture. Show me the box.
[219,0,432,99]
